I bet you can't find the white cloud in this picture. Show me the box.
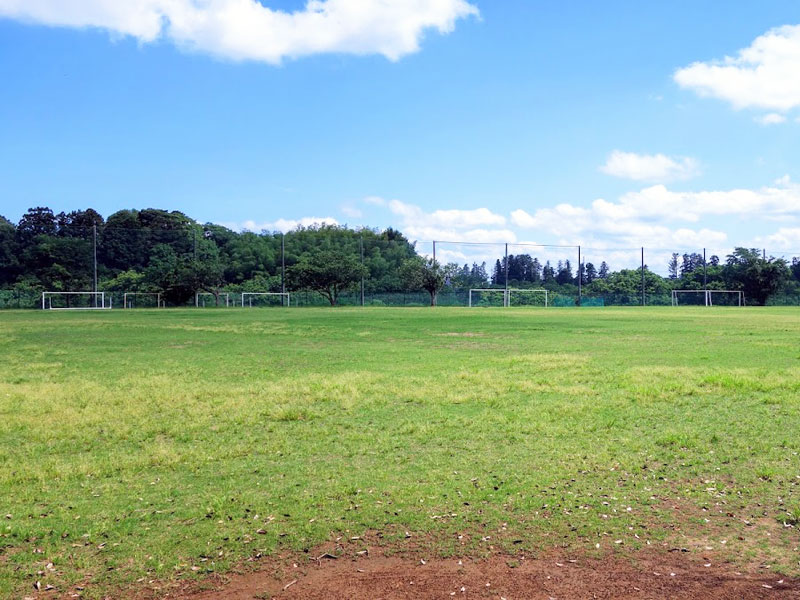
[340,204,363,218]
[382,199,512,244]
[674,24,800,113]
[753,227,800,251]
[232,216,338,232]
[363,195,386,206]
[755,112,787,125]
[0,0,479,63]
[600,150,699,182]
[512,177,800,250]
[387,199,506,228]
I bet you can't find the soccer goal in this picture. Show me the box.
[671,289,744,307]
[241,292,291,307]
[123,292,163,308]
[707,290,744,306]
[195,292,230,307]
[468,288,508,307]
[42,291,111,310]
[507,288,548,307]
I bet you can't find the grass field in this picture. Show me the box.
[1,307,799,597]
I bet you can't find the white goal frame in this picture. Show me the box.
[671,289,744,307]
[241,292,291,307]
[42,291,111,310]
[507,288,548,307]
[195,292,230,307]
[123,292,163,308]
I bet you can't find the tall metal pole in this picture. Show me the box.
[641,247,645,306]
[360,235,365,307]
[504,243,509,307]
[577,245,582,307]
[92,224,98,307]
[703,248,708,306]
[432,240,437,307]
[281,233,286,295]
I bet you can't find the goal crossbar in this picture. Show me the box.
[468,288,548,308]
[42,291,111,310]
[241,292,291,307]
[671,289,744,307]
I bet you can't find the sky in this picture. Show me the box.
[2,0,800,273]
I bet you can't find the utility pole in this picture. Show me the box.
[703,248,708,306]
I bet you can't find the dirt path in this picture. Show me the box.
[159,550,799,600]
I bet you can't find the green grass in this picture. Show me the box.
[1,307,799,596]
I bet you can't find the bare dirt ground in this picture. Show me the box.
[151,547,799,600]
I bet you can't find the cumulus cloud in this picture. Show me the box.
[511,177,800,249]
[753,227,800,251]
[0,0,479,63]
[340,204,363,219]
[381,198,513,243]
[231,216,338,232]
[755,112,787,125]
[600,150,699,182]
[674,24,800,113]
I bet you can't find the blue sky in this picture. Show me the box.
[2,1,800,271]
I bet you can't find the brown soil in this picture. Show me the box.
[152,548,799,600]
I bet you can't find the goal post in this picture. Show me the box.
[195,292,230,307]
[42,291,111,310]
[671,289,744,307]
[707,290,744,307]
[241,292,291,307]
[123,292,163,308]
[469,288,549,307]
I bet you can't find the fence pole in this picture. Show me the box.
[577,245,582,306]
[703,247,708,306]
[93,224,98,307]
[360,235,365,307]
[432,240,437,307]
[281,233,285,295]
[641,247,645,306]
[504,243,509,307]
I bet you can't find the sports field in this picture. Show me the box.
[1,307,799,598]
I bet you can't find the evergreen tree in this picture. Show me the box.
[668,253,679,279]
[556,259,573,285]
[598,261,609,279]
[492,259,503,285]
[584,262,597,284]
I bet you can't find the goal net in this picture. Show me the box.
[123,292,163,308]
[671,290,744,306]
[241,292,291,307]
[42,291,111,310]
[507,288,548,307]
[195,292,231,307]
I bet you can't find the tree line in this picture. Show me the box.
[1,206,799,306]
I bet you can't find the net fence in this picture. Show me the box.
[2,217,800,308]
